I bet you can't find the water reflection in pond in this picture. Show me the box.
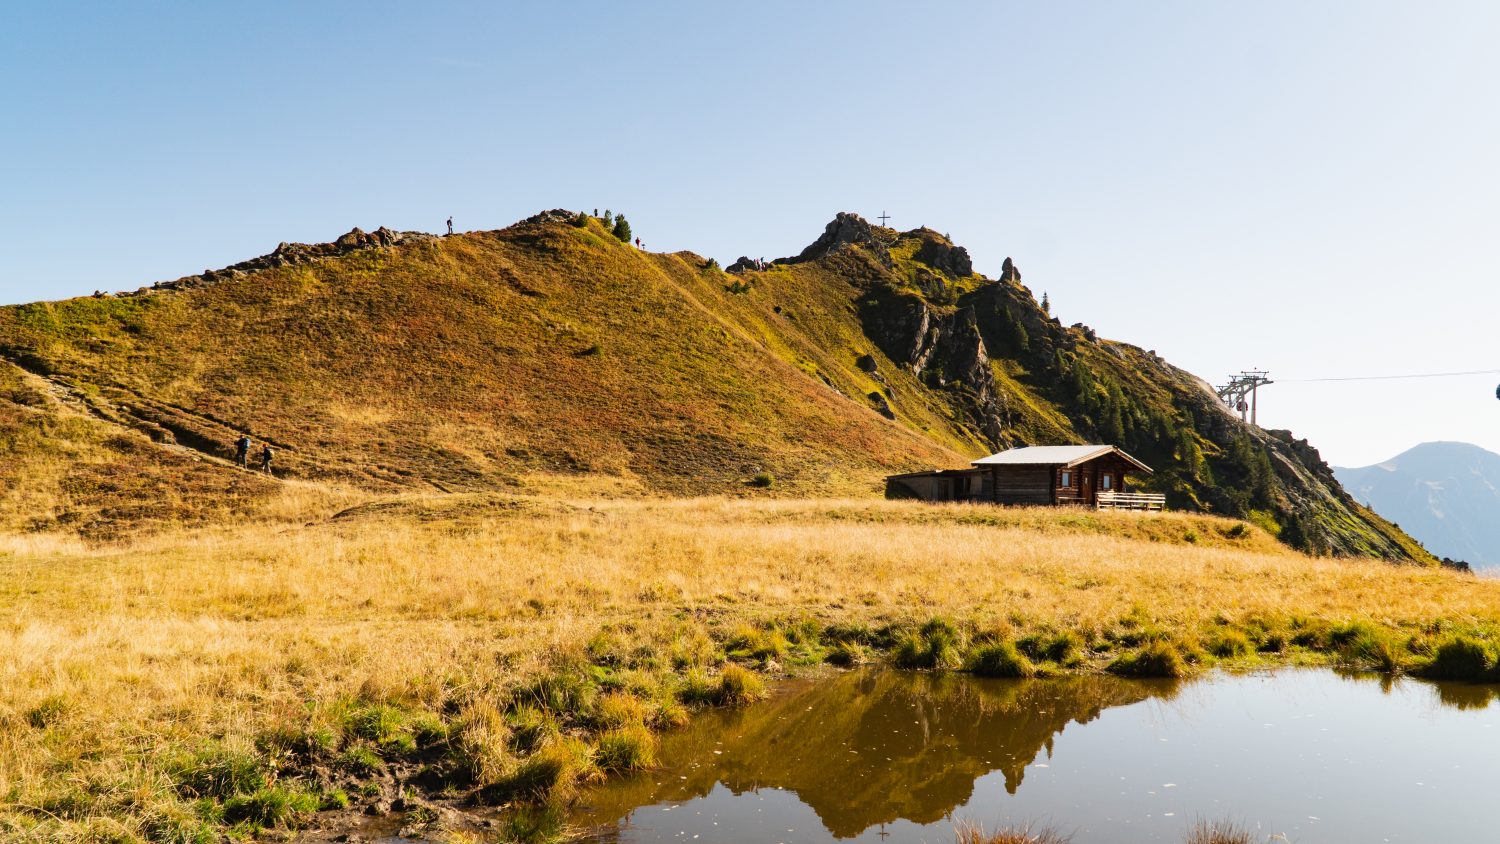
[574,669,1499,843]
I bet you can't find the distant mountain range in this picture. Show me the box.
[1335,442,1500,568]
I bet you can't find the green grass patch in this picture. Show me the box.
[595,724,657,772]
[893,617,965,670]
[1420,636,1495,681]
[1107,642,1188,678]
[221,785,319,831]
[966,642,1036,678]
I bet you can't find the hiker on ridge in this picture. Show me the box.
[260,444,274,475]
[446,216,454,235]
[234,435,251,468]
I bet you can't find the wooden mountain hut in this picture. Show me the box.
[885,445,1164,510]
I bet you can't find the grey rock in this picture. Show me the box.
[794,212,892,267]
[913,235,973,278]
[521,208,578,225]
[365,800,392,816]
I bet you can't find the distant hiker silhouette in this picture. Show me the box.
[446,216,454,235]
[235,435,251,468]
[260,445,274,475]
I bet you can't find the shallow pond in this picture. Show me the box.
[573,669,1499,843]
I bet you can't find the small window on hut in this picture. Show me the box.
[1102,474,1113,490]
[1060,470,1072,488]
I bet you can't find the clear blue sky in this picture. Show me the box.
[4,2,1498,466]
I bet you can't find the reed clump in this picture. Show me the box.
[954,820,1071,844]
[1183,818,1253,844]
[1108,641,1189,678]
[967,641,1037,678]
[894,617,966,670]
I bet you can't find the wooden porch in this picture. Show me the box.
[1095,491,1166,511]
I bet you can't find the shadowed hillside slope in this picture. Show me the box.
[0,211,1430,560]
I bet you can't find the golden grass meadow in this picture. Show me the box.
[4,490,1500,841]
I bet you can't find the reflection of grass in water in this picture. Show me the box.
[500,804,569,844]
[1435,681,1497,710]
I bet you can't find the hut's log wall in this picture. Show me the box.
[993,466,1053,505]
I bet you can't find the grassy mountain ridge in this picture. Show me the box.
[0,210,1430,560]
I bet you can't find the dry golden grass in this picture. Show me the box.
[954,819,1071,844]
[2,495,1497,839]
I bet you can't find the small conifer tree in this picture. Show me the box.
[603,210,613,227]
[1041,292,1051,315]
[612,215,632,242]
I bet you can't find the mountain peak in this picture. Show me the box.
[795,212,887,263]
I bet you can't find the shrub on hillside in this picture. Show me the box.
[612,215,632,242]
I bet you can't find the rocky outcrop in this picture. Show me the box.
[726,256,768,274]
[860,291,1009,444]
[132,227,435,295]
[912,234,973,278]
[794,213,892,267]
[521,209,579,226]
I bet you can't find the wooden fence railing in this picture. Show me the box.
[1096,491,1166,511]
